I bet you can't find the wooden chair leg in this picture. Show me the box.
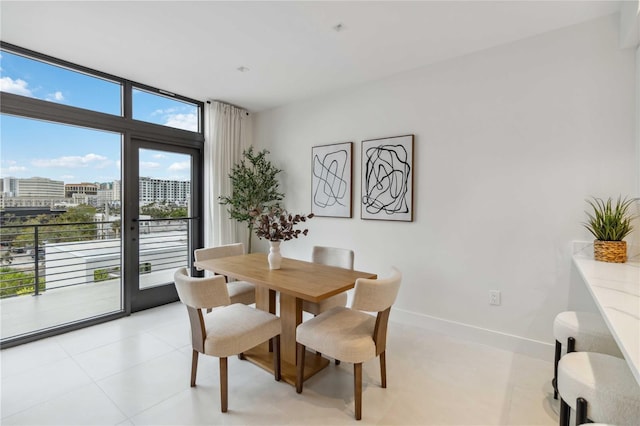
[576,397,588,425]
[553,340,561,399]
[190,350,199,387]
[296,343,305,393]
[380,351,387,388]
[273,335,281,381]
[354,363,362,420]
[559,398,570,426]
[220,357,228,413]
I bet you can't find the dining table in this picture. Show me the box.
[194,252,377,385]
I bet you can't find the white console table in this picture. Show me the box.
[573,243,640,386]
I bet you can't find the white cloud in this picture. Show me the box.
[165,113,198,131]
[0,76,33,97]
[140,161,161,169]
[152,153,167,159]
[0,160,27,178]
[32,153,110,169]
[0,165,27,176]
[168,161,190,172]
[46,91,65,102]
[152,107,177,116]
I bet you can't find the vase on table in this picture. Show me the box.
[268,241,282,269]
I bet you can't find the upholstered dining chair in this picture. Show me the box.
[173,268,282,413]
[295,267,402,420]
[194,243,255,306]
[302,246,355,315]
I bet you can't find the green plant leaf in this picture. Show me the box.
[583,196,635,241]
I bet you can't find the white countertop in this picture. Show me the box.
[572,242,640,386]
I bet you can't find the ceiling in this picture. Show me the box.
[0,1,623,112]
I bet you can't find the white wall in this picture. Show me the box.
[252,15,637,356]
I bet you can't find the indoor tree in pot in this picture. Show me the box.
[583,196,635,263]
[219,147,284,253]
[251,207,314,269]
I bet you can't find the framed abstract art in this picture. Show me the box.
[361,134,414,221]
[311,142,352,218]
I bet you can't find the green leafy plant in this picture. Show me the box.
[219,147,284,252]
[251,207,314,242]
[94,269,109,282]
[583,196,635,241]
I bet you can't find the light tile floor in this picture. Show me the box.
[1,302,559,425]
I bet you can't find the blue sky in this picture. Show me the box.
[0,50,196,183]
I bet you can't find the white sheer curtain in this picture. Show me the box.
[204,101,251,248]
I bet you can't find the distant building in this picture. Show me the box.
[3,177,66,198]
[112,180,121,201]
[65,183,98,198]
[1,177,18,197]
[139,177,189,206]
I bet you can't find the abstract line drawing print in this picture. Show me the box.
[311,142,352,218]
[361,135,413,221]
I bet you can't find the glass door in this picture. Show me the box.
[124,139,202,312]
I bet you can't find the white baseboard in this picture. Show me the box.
[390,307,554,361]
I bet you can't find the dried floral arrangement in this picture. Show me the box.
[251,207,314,242]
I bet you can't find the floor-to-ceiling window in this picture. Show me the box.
[0,43,204,346]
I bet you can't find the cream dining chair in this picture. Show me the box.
[295,267,402,420]
[194,243,255,305]
[173,267,281,413]
[302,246,354,315]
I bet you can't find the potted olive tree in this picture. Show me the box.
[219,147,284,253]
[583,196,635,263]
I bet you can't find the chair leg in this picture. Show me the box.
[354,363,362,421]
[220,357,228,413]
[576,397,588,425]
[273,335,281,381]
[296,343,305,393]
[190,350,199,387]
[567,337,575,353]
[553,340,561,399]
[380,351,387,388]
[559,398,570,426]
[238,352,245,360]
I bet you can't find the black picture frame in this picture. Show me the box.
[311,141,353,218]
[361,134,414,221]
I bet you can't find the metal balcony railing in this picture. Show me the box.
[0,217,194,298]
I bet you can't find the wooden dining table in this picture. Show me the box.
[194,252,377,385]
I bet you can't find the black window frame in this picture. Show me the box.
[0,41,205,347]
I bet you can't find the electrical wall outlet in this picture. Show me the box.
[489,290,501,305]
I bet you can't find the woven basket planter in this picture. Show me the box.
[593,240,627,263]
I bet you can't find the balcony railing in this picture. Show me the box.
[0,217,193,298]
[1,217,195,342]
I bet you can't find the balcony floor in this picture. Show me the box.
[1,279,121,340]
[1,302,558,425]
